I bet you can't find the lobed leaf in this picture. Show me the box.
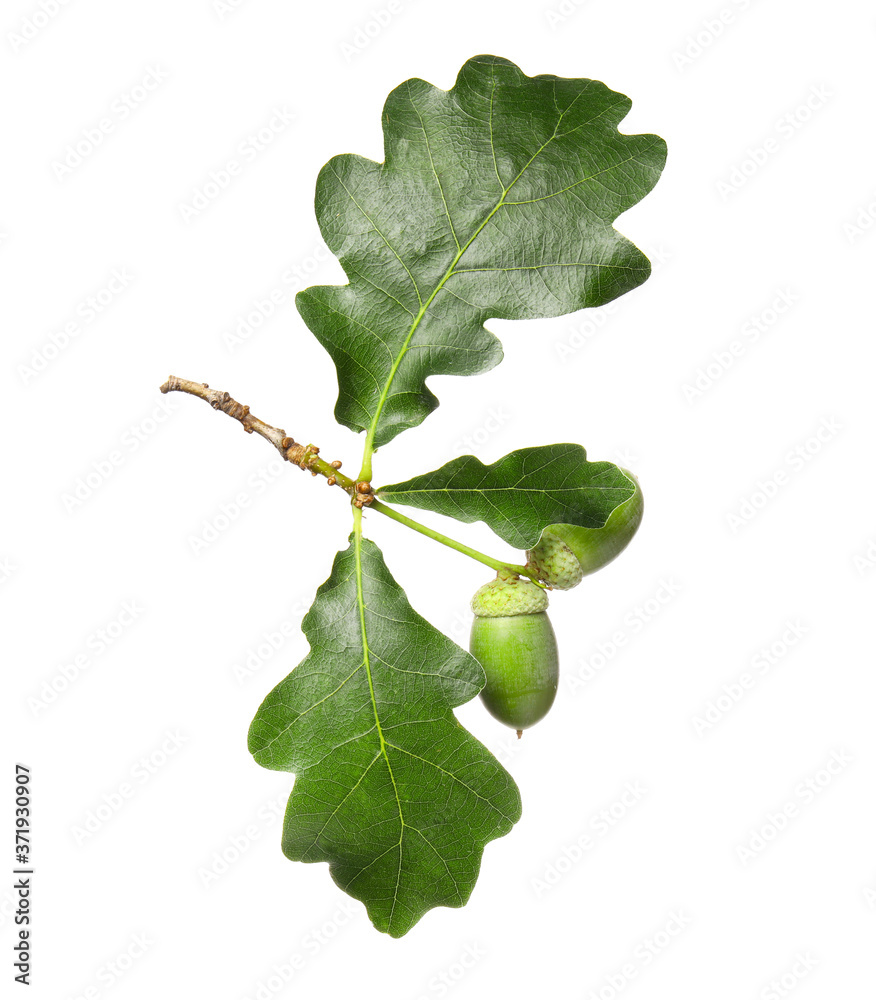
[297,54,667,449]
[377,444,635,550]
[248,534,521,937]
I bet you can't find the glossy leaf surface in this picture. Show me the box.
[248,534,521,937]
[378,444,635,549]
[297,55,666,449]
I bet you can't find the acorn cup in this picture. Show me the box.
[525,469,644,589]
[469,577,559,737]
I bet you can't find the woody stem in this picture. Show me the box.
[159,375,357,491]
[160,375,541,582]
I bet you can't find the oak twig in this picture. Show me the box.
[160,375,541,582]
[159,375,357,492]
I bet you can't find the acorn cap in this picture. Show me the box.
[525,469,643,588]
[525,531,584,590]
[471,577,548,617]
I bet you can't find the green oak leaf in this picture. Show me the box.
[377,444,635,550]
[248,533,521,938]
[297,54,666,451]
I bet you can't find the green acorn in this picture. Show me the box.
[469,577,559,736]
[525,468,644,589]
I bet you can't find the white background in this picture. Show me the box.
[3,0,875,997]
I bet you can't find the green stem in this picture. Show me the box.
[368,499,535,581]
[304,451,357,492]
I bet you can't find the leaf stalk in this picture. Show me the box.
[161,375,536,581]
[368,499,535,581]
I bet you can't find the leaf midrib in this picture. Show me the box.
[352,520,405,927]
[359,81,600,467]
[383,484,630,495]
[359,192,508,468]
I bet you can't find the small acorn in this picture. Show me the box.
[525,468,644,589]
[469,576,559,735]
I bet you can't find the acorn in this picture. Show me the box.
[469,577,559,736]
[525,469,644,589]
